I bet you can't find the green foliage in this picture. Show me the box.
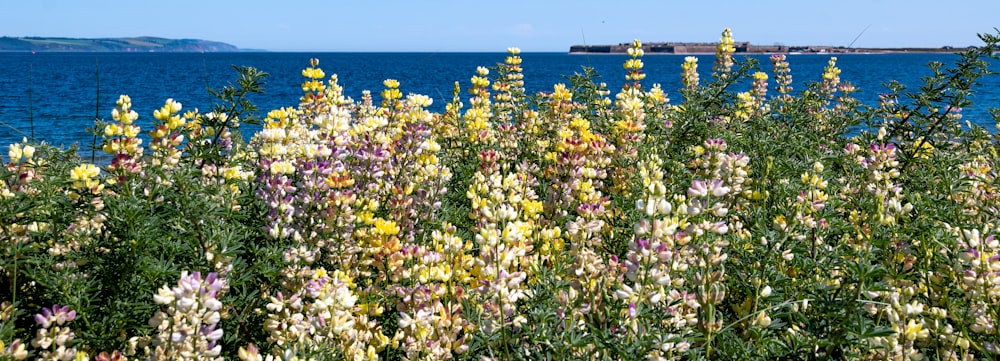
[2,30,1000,361]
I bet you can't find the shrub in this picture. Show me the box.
[1,28,999,360]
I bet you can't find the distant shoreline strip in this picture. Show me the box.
[569,42,976,55]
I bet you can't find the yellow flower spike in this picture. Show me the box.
[913,137,935,159]
[124,125,141,138]
[15,144,34,162]
[302,80,326,93]
[167,98,182,113]
[313,268,328,280]
[714,28,736,76]
[470,75,490,89]
[267,108,287,121]
[646,84,668,104]
[123,139,141,154]
[6,144,22,163]
[301,64,326,80]
[373,218,400,236]
[903,319,928,340]
[71,163,100,182]
[153,108,169,121]
[551,83,572,102]
[167,115,185,130]
[269,161,295,174]
[569,116,590,131]
[800,172,812,184]
[123,110,138,125]
[103,124,118,137]
[381,88,402,101]
[150,126,168,139]
[682,56,700,88]
[115,94,131,108]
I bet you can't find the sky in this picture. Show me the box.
[1,0,998,52]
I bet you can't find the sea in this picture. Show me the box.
[1,52,998,151]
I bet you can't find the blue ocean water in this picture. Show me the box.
[0,52,997,150]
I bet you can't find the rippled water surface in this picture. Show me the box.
[1,52,997,149]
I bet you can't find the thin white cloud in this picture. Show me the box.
[509,23,534,37]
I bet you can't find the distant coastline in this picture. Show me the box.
[0,36,240,52]
[569,41,976,54]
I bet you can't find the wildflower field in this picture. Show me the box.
[3,29,1000,360]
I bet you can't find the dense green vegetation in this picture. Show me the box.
[2,29,999,360]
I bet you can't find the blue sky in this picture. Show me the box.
[2,0,998,51]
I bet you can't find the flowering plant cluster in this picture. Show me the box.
[2,28,1000,361]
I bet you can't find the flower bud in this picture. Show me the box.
[22,145,35,160]
[8,144,22,163]
[754,311,772,328]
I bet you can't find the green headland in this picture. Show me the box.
[0,36,240,52]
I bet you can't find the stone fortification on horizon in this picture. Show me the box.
[569,41,975,54]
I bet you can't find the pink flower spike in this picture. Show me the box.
[688,180,708,198]
[63,310,76,324]
[34,312,50,328]
[709,180,730,198]
[704,138,727,151]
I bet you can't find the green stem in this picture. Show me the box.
[11,236,18,307]
[705,301,715,358]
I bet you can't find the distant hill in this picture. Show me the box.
[0,36,240,52]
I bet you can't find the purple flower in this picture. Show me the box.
[34,304,76,328]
